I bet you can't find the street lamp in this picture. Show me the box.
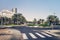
[52,13,56,30]
[16,13,18,25]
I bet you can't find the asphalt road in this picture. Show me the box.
[10,26,60,40]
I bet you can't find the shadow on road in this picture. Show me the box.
[7,26,60,40]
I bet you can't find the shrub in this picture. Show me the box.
[27,23,36,26]
[38,23,49,27]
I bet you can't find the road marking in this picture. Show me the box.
[22,33,28,39]
[35,33,45,38]
[44,31,59,36]
[41,32,52,37]
[29,33,37,39]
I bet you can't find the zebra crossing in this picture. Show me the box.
[41,32,52,37]
[22,32,55,40]
[22,33,28,39]
[29,33,37,39]
[35,32,46,38]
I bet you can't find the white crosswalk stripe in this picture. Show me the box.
[35,32,46,38]
[29,33,37,39]
[44,31,59,36]
[41,32,52,37]
[22,32,54,39]
[22,33,28,39]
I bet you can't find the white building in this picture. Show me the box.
[0,8,17,18]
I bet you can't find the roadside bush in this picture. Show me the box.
[39,24,48,26]
[38,23,49,27]
[27,23,36,26]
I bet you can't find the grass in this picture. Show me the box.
[1,24,21,26]
[27,23,36,26]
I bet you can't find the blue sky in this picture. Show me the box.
[0,0,60,21]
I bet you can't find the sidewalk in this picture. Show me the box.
[0,29,23,40]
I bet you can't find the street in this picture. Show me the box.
[0,0,60,40]
[0,26,60,40]
[12,26,60,40]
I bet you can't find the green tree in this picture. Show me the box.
[0,17,10,25]
[38,19,44,24]
[41,19,44,24]
[12,13,26,25]
[47,15,59,25]
[33,18,37,25]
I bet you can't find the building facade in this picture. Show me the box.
[0,8,17,18]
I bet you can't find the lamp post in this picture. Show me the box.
[17,14,18,25]
[17,13,18,25]
[52,13,56,30]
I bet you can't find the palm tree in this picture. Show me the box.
[38,19,44,24]
[41,19,44,24]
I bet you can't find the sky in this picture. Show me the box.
[0,0,60,21]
